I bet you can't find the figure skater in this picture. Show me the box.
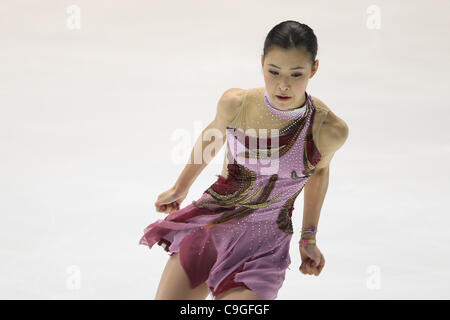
[139,20,349,300]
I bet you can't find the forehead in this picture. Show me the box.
[265,47,310,66]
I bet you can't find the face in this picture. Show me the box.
[261,47,319,110]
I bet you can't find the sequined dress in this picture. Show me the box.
[139,87,329,300]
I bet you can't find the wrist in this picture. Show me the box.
[299,238,316,246]
[173,183,189,195]
[300,225,317,240]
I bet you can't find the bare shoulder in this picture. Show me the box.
[311,95,349,168]
[215,88,247,125]
[221,88,247,108]
[312,95,349,138]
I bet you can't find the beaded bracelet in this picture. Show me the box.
[299,226,317,246]
[299,239,316,246]
[300,226,317,236]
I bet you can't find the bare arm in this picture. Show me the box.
[172,88,245,193]
[302,117,349,239]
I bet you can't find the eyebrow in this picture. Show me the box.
[268,64,304,70]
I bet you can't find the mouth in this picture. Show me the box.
[276,95,292,101]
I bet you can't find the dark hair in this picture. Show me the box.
[263,20,318,65]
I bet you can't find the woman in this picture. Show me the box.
[139,20,349,300]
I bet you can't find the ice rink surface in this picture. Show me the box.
[0,0,449,299]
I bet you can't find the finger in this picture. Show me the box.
[311,259,320,272]
[303,261,313,275]
[299,263,307,274]
[311,257,323,275]
[302,259,315,274]
[312,262,320,276]
[167,203,179,213]
[309,263,317,275]
[300,264,307,275]
[307,259,316,274]
[318,257,325,273]
[167,204,177,213]
[162,204,172,214]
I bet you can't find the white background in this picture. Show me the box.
[1,0,449,299]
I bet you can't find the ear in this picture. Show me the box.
[310,59,319,78]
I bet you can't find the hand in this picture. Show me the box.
[299,242,325,276]
[154,186,188,214]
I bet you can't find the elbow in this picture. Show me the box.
[313,166,329,176]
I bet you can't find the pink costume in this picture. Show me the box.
[139,89,323,299]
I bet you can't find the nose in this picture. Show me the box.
[278,84,290,92]
[278,79,290,91]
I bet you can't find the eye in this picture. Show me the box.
[269,70,303,77]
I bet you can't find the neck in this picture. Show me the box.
[278,92,307,110]
[263,90,310,120]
